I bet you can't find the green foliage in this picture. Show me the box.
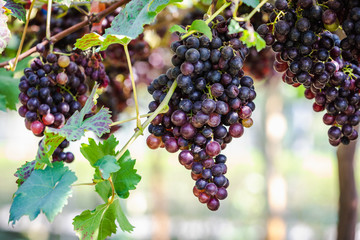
[112,150,141,199]
[36,85,112,166]
[36,132,66,166]
[80,135,119,166]
[0,68,19,111]
[228,19,243,35]
[75,0,181,50]
[81,137,141,199]
[79,136,137,236]
[14,160,43,186]
[94,155,120,179]
[169,24,186,34]
[9,162,77,224]
[4,0,26,22]
[242,0,260,8]
[228,19,266,52]
[46,85,112,141]
[73,199,134,240]
[188,20,212,41]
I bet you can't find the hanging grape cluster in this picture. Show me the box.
[257,0,360,146]
[146,16,255,210]
[17,44,110,163]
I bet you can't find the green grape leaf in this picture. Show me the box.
[73,203,117,240]
[73,198,133,239]
[254,32,266,51]
[9,162,77,224]
[94,155,120,179]
[4,0,26,22]
[112,150,141,199]
[74,32,103,50]
[238,28,266,52]
[102,0,182,48]
[36,132,66,167]
[94,173,112,202]
[0,69,20,111]
[188,20,212,41]
[14,160,44,186]
[99,35,132,51]
[46,85,112,141]
[242,0,259,8]
[228,19,244,35]
[169,24,186,33]
[113,199,134,232]
[80,135,119,166]
[93,151,140,200]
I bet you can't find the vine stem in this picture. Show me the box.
[108,176,116,204]
[205,1,231,24]
[110,108,169,127]
[46,0,53,52]
[0,0,131,69]
[180,1,231,40]
[124,44,142,130]
[110,113,153,127]
[116,80,178,159]
[9,0,35,71]
[72,182,96,187]
[233,0,268,22]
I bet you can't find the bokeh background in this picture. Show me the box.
[1,1,360,240]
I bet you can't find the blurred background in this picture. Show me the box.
[1,0,360,239]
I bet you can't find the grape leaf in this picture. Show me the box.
[169,24,186,33]
[46,85,112,141]
[242,0,259,8]
[73,203,117,240]
[74,32,103,51]
[228,19,244,35]
[113,199,134,233]
[9,162,77,224]
[0,70,19,111]
[36,133,65,166]
[94,155,120,179]
[80,135,119,166]
[14,160,43,186]
[73,198,133,239]
[239,28,266,52]
[254,32,266,51]
[188,20,212,41]
[4,0,26,22]
[112,150,141,199]
[36,86,111,166]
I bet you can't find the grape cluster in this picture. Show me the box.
[146,16,255,210]
[71,52,110,88]
[257,0,360,146]
[340,7,360,61]
[17,45,90,163]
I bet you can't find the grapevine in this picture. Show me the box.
[0,0,359,239]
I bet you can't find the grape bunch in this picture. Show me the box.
[146,16,255,210]
[71,52,110,88]
[257,0,360,146]
[340,7,360,62]
[17,44,90,163]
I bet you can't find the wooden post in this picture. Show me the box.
[336,126,358,240]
